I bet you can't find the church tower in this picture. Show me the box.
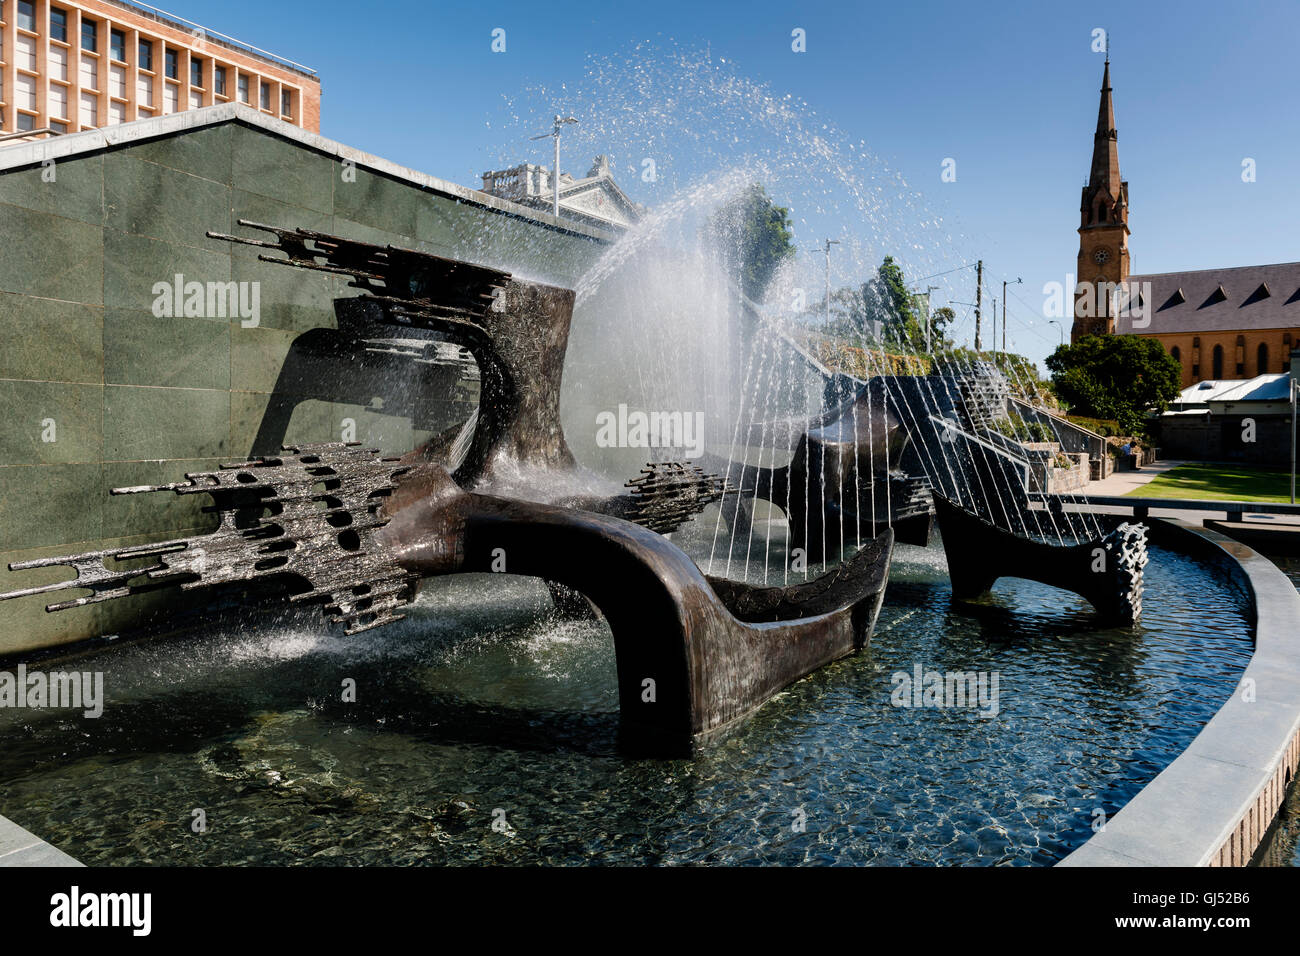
[1072,57,1130,342]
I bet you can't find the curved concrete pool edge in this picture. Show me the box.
[1060,518,1300,867]
[0,813,80,866]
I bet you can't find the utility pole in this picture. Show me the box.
[531,114,578,219]
[974,260,983,351]
[922,284,939,352]
[823,238,840,327]
[1002,276,1022,355]
[991,301,997,362]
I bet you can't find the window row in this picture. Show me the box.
[1171,340,1294,380]
[7,3,296,119]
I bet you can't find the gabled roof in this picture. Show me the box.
[1118,260,1300,334]
[557,173,642,226]
[1172,373,1291,406]
[1211,373,1292,403]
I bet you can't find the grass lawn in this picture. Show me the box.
[1128,462,1295,503]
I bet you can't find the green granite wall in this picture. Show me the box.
[0,119,608,655]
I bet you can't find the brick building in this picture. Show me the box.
[0,0,319,141]
[1070,59,1300,388]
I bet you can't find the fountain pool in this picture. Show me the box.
[0,534,1252,866]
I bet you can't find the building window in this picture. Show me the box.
[260,81,271,110]
[16,112,35,131]
[165,49,178,79]
[214,66,226,96]
[50,7,68,42]
[237,74,249,104]
[50,120,68,134]
[1258,343,1269,375]
[81,18,97,52]
[191,57,204,87]
[139,39,153,71]
[17,1,35,31]
[281,89,292,117]
[1192,364,1200,380]
[110,29,125,62]
[1212,345,1224,379]
[1170,346,1181,366]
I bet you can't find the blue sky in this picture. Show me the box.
[167,0,1300,365]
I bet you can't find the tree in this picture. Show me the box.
[864,256,924,351]
[709,183,796,302]
[1045,334,1182,434]
[924,306,956,351]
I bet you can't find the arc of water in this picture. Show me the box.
[744,326,777,583]
[709,285,764,577]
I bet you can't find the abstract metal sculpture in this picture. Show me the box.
[0,221,898,755]
[933,495,1148,623]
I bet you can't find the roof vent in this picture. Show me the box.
[1160,287,1186,310]
[1243,282,1271,306]
[1203,285,1228,306]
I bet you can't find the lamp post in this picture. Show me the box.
[1048,320,1064,347]
[1291,348,1299,503]
[823,238,840,327]
[531,114,578,219]
[916,283,939,352]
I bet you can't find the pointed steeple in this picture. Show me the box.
[1073,53,1131,343]
[1088,57,1121,199]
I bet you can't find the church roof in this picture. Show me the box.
[1117,260,1300,334]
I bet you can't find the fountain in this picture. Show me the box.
[0,46,1282,868]
[0,215,1151,756]
[0,222,899,756]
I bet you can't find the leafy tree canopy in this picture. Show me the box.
[1045,334,1182,435]
[814,257,954,354]
[709,183,796,302]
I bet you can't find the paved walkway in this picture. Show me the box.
[1082,458,1190,497]
[0,813,80,866]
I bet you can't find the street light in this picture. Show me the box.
[531,114,578,219]
[1048,319,1064,347]
[914,283,939,352]
[823,238,840,326]
[1291,348,1299,503]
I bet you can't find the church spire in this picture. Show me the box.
[1073,54,1131,343]
[1089,58,1121,198]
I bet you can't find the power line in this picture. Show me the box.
[909,262,979,284]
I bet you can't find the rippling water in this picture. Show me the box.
[0,539,1252,866]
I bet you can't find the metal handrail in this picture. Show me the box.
[0,127,59,143]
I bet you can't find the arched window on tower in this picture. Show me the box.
[1098,204,1107,223]
[1170,345,1181,367]
[1212,344,1224,379]
[1257,342,1269,376]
